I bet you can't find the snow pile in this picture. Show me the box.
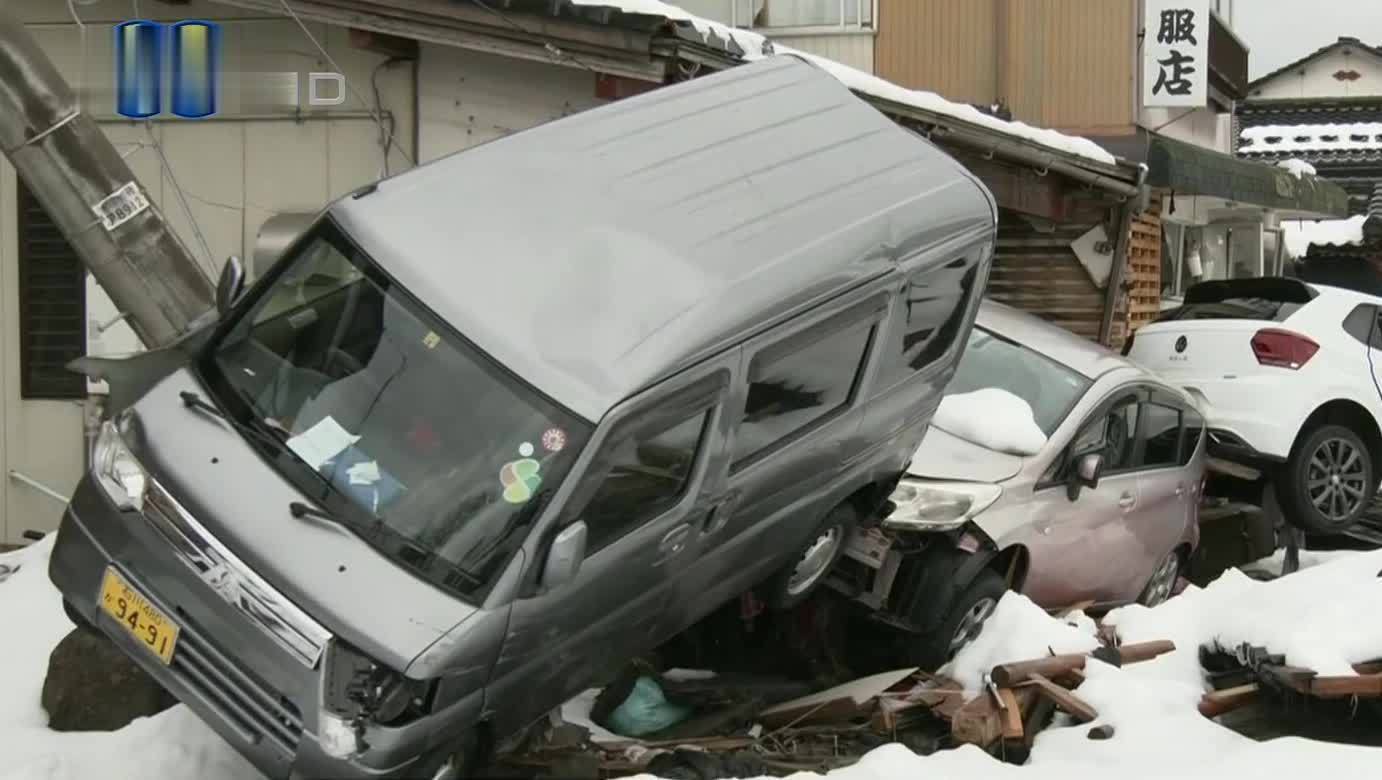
[1276,158,1318,178]
[941,595,1100,692]
[1241,122,1382,154]
[568,1,1118,166]
[1281,215,1368,258]
[0,538,258,780]
[932,388,1048,456]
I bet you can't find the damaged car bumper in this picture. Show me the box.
[48,475,471,780]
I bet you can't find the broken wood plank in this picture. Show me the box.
[1027,673,1098,724]
[1117,640,1176,664]
[990,641,1176,686]
[999,689,1024,740]
[951,691,1005,748]
[1198,683,1260,718]
[1310,674,1382,699]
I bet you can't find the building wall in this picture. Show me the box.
[418,44,606,163]
[0,0,416,543]
[770,32,874,73]
[875,0,1136,136]
[1252,47,1382,101]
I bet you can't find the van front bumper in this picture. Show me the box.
[47,476,444,780]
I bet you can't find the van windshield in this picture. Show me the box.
[200,218,591,599]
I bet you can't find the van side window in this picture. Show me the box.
[887,255,980,384]
[578,411,710,555]
[731,321,874,470]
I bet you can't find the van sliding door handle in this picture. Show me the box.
[659,524,692,556]
[1118,493,1136,509]
[1174,484,1185,497]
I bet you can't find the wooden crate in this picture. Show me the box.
[1123,206,1163,341]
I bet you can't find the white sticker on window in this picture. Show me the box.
[92,182,151,232]
[287,416,360,470]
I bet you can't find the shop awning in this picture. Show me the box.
[1146,134,1350,219]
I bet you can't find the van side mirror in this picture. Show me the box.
[216,255,247,315]
[541,521,587,590]
[1067,452,1104,501]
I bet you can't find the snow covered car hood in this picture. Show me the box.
[905,425,1024,484]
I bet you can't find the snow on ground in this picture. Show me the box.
[932,388,1049,456]
[1276,158,1318,178]
[6,537,1382,780]
[568,0,1117,166]
[0,538,257,780]
[1282,215,1368,258]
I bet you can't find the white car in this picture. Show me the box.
[1127,278,1382,534]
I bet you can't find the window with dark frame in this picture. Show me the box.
[17,180,87,400]
[576,410,711,556]
[1140,402,1182,469]
[731,319,875,470]
[888,256,980,385]
[1179,406,1204,466]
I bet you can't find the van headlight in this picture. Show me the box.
[93,421,148,513]
[883,480,1001,532]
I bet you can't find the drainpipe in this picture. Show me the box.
[0,9,215,349]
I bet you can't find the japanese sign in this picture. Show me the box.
[1143,0,1209,108]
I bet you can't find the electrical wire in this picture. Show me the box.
[275,0,416,168]
[371,57,405,178]
[464,0,600,74]
[1367,307,1382,406]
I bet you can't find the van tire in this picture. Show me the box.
[762,503,857,610]
[1281,424,1374,535]
[908,568,1007,671]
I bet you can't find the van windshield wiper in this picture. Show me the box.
[179,391,291,454]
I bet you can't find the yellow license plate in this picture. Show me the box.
[99,567,180,665]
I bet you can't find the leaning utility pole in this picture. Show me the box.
[0,8,215,349]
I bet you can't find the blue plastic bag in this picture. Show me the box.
[606,676,692,737]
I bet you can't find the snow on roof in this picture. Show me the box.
[567,0,1118,167]
[1240,122,1382,154]
[1277,158,1317,178]
[1281,215,1368,257]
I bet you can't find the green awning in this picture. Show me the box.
[1147,134,1350,219]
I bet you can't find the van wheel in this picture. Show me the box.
[1281,424,1375,535]
[762,504,856,610]
[908,569,1007,671]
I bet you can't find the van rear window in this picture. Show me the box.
[1156,298,1303,323]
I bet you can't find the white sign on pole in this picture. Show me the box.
[1143,0,1210,108]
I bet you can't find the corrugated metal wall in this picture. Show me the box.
[876,0,998,105]
[877,0,1137,135]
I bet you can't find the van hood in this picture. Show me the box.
[124,368,475,673]
[906,425,1024,483]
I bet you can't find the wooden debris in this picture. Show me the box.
[1198,683,1260,718]
[1025,673,1098,723]
[1087,724,1115,740]
[1308,673,1382,699]
[998,689,1024,740]
[991,641,1176,686]
[951,689,1005,748]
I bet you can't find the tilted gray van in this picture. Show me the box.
[48,56,997,779]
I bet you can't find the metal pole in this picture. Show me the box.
[9,471,71,505]
[0,8,215,348]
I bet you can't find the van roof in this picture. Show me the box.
[331,55,996,421]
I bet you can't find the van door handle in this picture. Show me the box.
[1118,492,1136,509]
[659,524,692,556]
[1174,483,1185,497]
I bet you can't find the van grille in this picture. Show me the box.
[169,615,304,756]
